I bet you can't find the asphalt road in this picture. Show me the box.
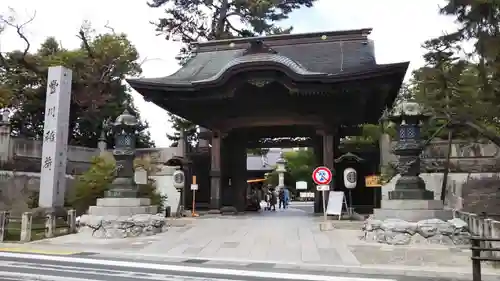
[0,251,474,281]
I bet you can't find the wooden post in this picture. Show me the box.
[192,176,198,217]
[471,238,481,281]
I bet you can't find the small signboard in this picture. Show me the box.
[134,168,148,185]
[316,185,329,191]
[296,181,307,190]
[365,175,382,187]
[299,192,315,198]
[190,184,198,191]
[312,166,333,185]
[326,191,346,217]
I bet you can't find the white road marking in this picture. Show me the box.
[0,271,98,281]
[0,252,396,281]
[0,264,242,281]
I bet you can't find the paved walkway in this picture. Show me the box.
[1,202,498,279]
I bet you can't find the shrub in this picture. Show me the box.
[67,154,167,216]
[68,155,116,216]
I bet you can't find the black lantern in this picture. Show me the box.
[388,101,433,200]
[105,109,140,198]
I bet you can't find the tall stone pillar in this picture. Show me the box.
[210,132,221,209]
[0,110,11,163]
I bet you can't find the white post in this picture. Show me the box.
[322,190,327,222]
[38,66,72,208]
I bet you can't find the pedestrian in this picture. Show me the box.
[270,188,277,211]
[278,188,285,209]
[265,190,271,211]
[283,187,290,209]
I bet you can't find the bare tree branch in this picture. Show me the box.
[77,29,95,58]
[0,11,36,57]
[104,21,116,34]
[0,10,41,74]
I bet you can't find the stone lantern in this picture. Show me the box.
[388,101,433,200]
[275,152,287,189]
[105,109,140,198]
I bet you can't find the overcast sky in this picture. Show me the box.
[1,0,457,147]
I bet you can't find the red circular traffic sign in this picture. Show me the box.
[312,166,333,185]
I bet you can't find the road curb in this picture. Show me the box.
[2,244,499,280]
[93,250,500,280]
[0,247,82,255]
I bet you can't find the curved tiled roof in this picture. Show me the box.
[194,53,327,83]
[127,30,383,88]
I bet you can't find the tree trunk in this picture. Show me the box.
[440,130,452,203]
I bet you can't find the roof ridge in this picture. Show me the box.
[195,28,372,47]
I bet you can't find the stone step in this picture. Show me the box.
[381,200,444,210]
[373,208,453,222]
[96,198,151,207]
[87,205,158,216]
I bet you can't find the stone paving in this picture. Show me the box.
[8,202,497,278]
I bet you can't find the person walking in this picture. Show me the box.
[278,188,285,209]
[283,187,290,209]
[270,188,277,211]
[265,190,271,211]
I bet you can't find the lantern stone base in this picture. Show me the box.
[388,189,434,200]
[87,198,158,216]
[78,213,167,239]
[79,198,164,238]
[373,200,453,222]
[389,176,434,200]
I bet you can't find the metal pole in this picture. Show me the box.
[192,190,196,216]
[322,190,327,222]
[348,189,353,217]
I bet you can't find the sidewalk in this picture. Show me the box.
[1,207,498,279]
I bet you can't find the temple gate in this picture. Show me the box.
[128,28,408,213]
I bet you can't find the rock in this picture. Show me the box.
[361,217,472,247]
[78,214,168,239]
[448,218,468,231]
[410,233,428,244]
[364,229,386,242]
[384,231,412,245]
[416,219,454,237]
[427,233,454,245]
[364,218,382,231]
[381,219,417,235]
[451,231,471,245]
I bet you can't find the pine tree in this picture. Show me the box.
[148,0,317,147]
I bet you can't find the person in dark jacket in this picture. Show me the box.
[278,188,285,209]
[269,188,277,211]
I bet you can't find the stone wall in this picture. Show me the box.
[0,171,75,215]
[382,173,500,215]
[380,135,500,173]
[421,139,500,173]
[5,138,182,175]
[0,133,182,213]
